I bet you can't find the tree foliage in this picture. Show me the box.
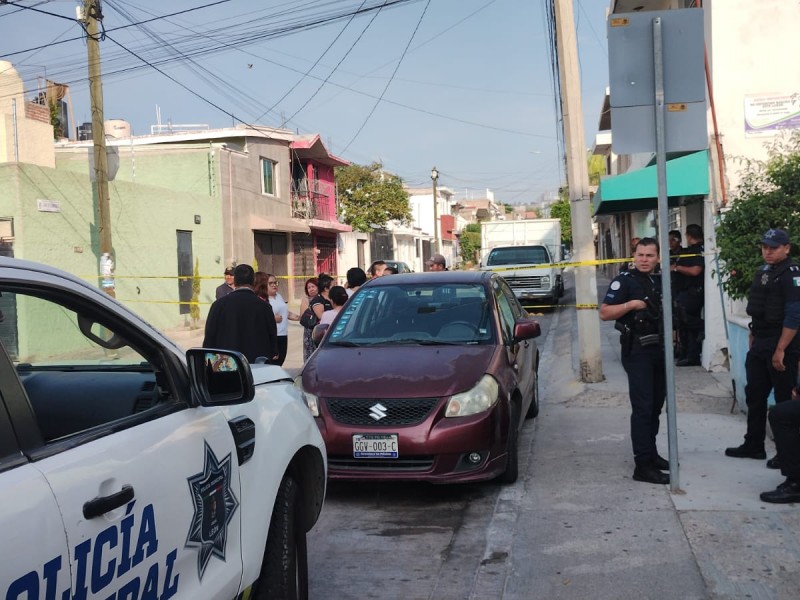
[588,154,605,186]
[459,223,481,267]
[716,133,800,300]
[549,198,572,246]
[335,162,412,232]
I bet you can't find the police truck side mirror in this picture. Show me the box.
[186,348,255,406]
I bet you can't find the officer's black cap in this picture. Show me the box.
[760,228,790,248]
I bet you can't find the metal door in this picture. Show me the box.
[176,230,193,315]
[315,235,337,277]
[254,232,288,278]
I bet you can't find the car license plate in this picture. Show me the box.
[353,434,398,459]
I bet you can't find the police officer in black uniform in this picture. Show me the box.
[673,224,705,366]
[600,237,670,485]
[760,395,800,503]
[726,229,800,468]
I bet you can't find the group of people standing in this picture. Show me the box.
[206,264,302,366]
[204,255,447,364]
[602,228,800,504]
[205,264,292,365]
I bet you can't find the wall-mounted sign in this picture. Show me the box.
[744,93,800,137]
[37,199,61,213]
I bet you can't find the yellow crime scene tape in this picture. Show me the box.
[80,251,706,309]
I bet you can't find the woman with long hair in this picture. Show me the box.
[301,277,320,362]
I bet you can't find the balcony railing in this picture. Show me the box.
[291,179,339,221]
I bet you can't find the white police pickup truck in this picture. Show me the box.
[0,258,326,599]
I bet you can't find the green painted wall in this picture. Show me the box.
[0,163,224,330]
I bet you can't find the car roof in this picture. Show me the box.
[363,270,493,288]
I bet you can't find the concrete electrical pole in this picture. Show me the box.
[554,0,603,382]
[431,167,440,255]
[82,0,114,294]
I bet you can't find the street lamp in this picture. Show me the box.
[431,166,440,254]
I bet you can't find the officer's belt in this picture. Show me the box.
[751,326,782,338]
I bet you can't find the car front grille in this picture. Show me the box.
[326,397,440,426]
[328,456,435,471]
[505,275,545,290]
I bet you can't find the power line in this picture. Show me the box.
[253,0,372,126]
[0,0,234,58]
[283,0,388,126]
[340,0,430,153]
[0,0,75,22]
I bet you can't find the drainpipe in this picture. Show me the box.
[12,99,19,162]
[697,0,728,209]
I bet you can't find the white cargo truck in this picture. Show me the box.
[479,219,564,306]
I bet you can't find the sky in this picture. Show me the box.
[0,0,611,205]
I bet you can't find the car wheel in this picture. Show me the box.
[498,402,520,484]
[525,372,539,420]
[254,475,308,600]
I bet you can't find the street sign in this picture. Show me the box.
[608,9,707,154]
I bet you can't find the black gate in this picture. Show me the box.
[176,231,193,315]
[370,230,393,259]
[292,233,315,303]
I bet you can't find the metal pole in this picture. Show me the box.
[84,0,114,295]
[653,17,680,492]
[432,167,440,255]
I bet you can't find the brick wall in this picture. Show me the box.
[25,102,50,124]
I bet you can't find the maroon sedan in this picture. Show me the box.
[295,271,541,484]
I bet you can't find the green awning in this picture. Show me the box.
[593,149,709,215]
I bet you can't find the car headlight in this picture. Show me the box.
[293,376,319,417]
[541,275,550,286]
[445,375,499,417]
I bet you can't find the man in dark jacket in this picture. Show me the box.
[673,224,705,366]
[204,264,278,363]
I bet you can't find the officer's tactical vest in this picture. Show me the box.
[619,271,662,332]
[746,260,797,331]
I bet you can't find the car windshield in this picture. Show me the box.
[486,246,550,266]
[325,283,494,346]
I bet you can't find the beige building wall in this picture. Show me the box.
[706,0,800,193]
[0,61,55,168]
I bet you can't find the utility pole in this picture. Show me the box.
[431,166,440,255]
[554,0,603,382]
[82,0,114,295]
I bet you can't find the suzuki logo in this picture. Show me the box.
[369,403,388,421]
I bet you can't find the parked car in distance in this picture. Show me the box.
[296,271,541,484]
[371,259,414,274]
[0,257,326,599]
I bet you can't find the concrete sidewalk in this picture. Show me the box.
[479,277,800,600]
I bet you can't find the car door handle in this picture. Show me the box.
[83,485,135,519]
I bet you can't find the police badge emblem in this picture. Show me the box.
[186,441,239,579]
[761,273,769,286]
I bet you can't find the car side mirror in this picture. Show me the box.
[513,318,541,342]
[186,348,255,406]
